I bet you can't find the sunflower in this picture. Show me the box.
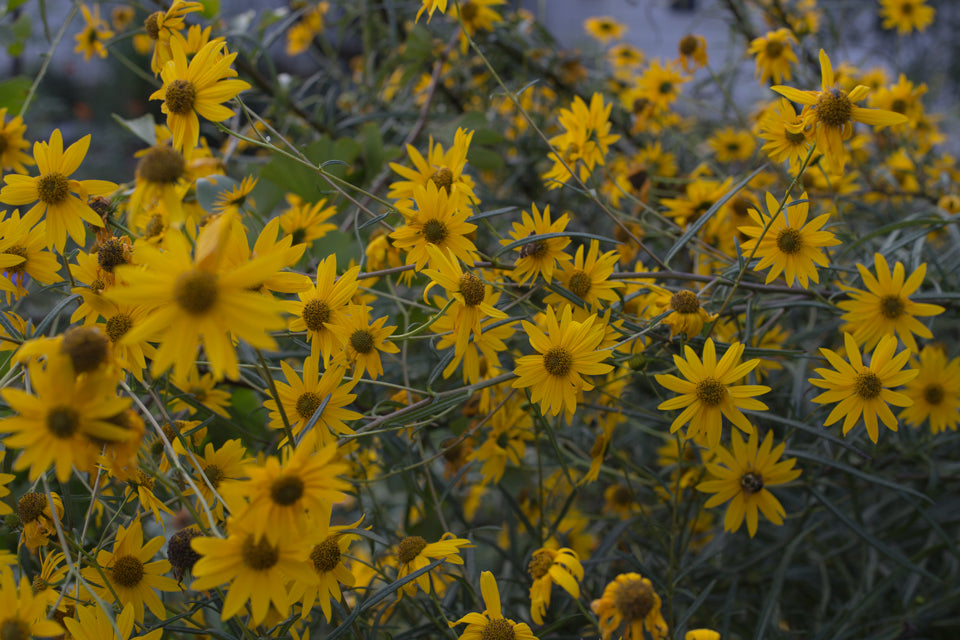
[809,332,917,443]
[64,603,162,640]
[0,209,61,301]
[393,532,472,596]
[542,93,620,188]
[591,573,668,640]
[224,442,349,544]
[127,144,190,223]
[450,571,537,640]
[0,570,63,639]
[503,204,573,285]
[512,304,614,418]
[390,181,479,271]
[150,38,250,152]
[758,98,812,168]
[738,191,839,288]
[74,4,115,60]
[899,345,960,434]
[648,287,717,339]
[187,438,249,521]
[772,49,908,173]
[655,338,770,448]
[108,222,289,382]
[265,356,361,446]
[454,0,505,53]
[544,240,623,310]
[279,193,337,247]
[416,0,449,22]
[708,127,756,163]
[190,521,315,624]
[213,175,257,216]
[291,255,361,363]
[0,129,116,251]
[76,295,154,381]
[677,34,707,72]
[879,0,934,34]
[389,128,477,204]
[637,59,688,113]
[143,0,204,73]
[697,429,801,536]
[467,401,533,484]
[837,253,944,353]
[432,312,514,384]
[81,517,179,622]
[609,43,644,70]
[16,491,63,553]
[290,520,361,622]
[169,367,232,418]
[0,108,33,174]
[748,29,797,85]
[660,177,733,228]
[584,16,627,43]
[528,547,583,625]
[328,305,400,380]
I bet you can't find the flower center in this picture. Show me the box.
[167,527,202,577]
[165,79,197,115]
[740,471,764,494]
[924,383,944,405]
[61,326,109,373]
[765,39,784,58]
[854,371,882,399]
[460,1,478,21]
[568,270,592,298]
[98,238,129,273]
[350,329,375,354]
[133,469,154,491]
[695,378,726,406]
[455,272,484,306]
[481,618,515,640]
[47,407,80,439]
[242,535,280,571]
[270,475,305,506]
[776,228,804,254]
[890,98,907,114]
[658,81,673,95]
[679,34,698,55]
[543,346,573,377]
[3,246,27,275]
[138,146,185,184]
[528,549,555,580]
[144,12,162,39]
[296,391,323,420]
[397,535,427,564]
[145,214,165,238]
[422,218,448,244]
[430,168,453,193]
[111,555,145,588]
[174,270,219,315]
[670,290,700,314]
[37,172,70,205]
[519,238,546,259]
[613,576,655,620]
[0,619,30,640]
[310,537,342,573]
[632,97,650,114]
[17,492,46,524]
[106,314,133,343]
[302,299,331,332]
[202,464,224,488]
[879,295,905,319]
[612,484,633,505]
[785,129,807,144]
[816,88,853,129]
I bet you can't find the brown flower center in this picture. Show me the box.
[302,299,331,332]
[695,378,726,406]
[310,537,342,573]
[613,576,655,620]
[670,290,700,314]
[61,326,109,373]
[740,471,764,494]
[0,619,30,640]
[765,39,784,58]
[459,272,485,306]
[430,168,453,193]
[481,618,515,640]
[568,270,592,299]
[202,464,224,488]
[174,270,219,315]
[296,391,323,420]
[98,238,129,273]
[47,407,80,439]
[138,146,185,184]
[37,172,70,205]
[422,219,448,244]
[3,246,27,275]
[543,346,573,377]
[350,329,375,354]
[460,1,478,22]
[106,314,133,343]
[854,371,882,399]
[679,34,698,56]
[776,228,804,254]
[270,475,305,506]
[658,81,674,95]
[785,129,807,144]
[924,383,944,405]
[242,535,280,571]
[111,555,145,588]
[816,88,853,129]
[144,12,162,39]
[165,79,197,115]
[528,549,554,580]
[397,535,427,564]
[17,492,46,524]
[879,295,905,319]
[612,484,633,505]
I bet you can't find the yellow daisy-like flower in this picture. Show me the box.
[609,43,644,70]
[708,127,756,163]
[879,0,934,34]
[772,49,908,173]
[108,223,289,382]
[279,193,337,248]
[291,255,361,363]
[542,93,620,188]
[389,128,477,204]
[191,521,315,624]
[637,58,688,113]
[169,367,232,418]
[0,108,33,174]
[416,0,449,22]
[265,356,361,447]
[648,287,718,339]
[65,603,162,640]
[150,38,251,152]
[143,0,204,73]
[738,191,840,289]
[81,517,179,622]
[467,401,533,485]
[747,28,797,85]
[74,4,115,61]
[502,203,573,285]
[544,240,623,310]
[837,253,944,353]
[660,177,733,228]
[697,429,802,537]
[328,305,400,380]
[655,338,770,448]
[584,16,627,43]
[187,438,248,521]
[528,547,583,625]
[758,98,811,168]
[677,34,707,72]
[291,520,361,622]
[899,345,960,434]
[0,129,116,251]
[0,570,64,639]
[450,571,538,640]
[0,209,61,301]
[809,332,917,443]
[455,0,505,53]
[591,572,668,640]
[513,304,614,418]
[390,181,479,271]
[395,533,473,596]
[213,175,257,216]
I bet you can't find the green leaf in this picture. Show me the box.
[197,0,219,18]
[308,230,362,267]
[0,76,30,113]
[111,113,157,146]
[261,137,361,202]
[466,146,504,171]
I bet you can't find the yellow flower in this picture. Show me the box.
[528,547,582,625]
[837,253,944,353]
[394,533,473,596]
[655,338,770,448]
[512,305,614,418]
[542,93,620,188]
[809,332,917,443]
[416,0,449,22]
[660,177,733,228]
[686,630,721,640]
[454,0,505,54]
[279,193,337,247]
[290,520,361,622]
[0,108,34,174]
[636,59,688,112]
[772,49,908,173]
[389,129,477,204]
[748,29,797,85]
[738,191,839,288]
[143,0,204,74]
[0,129,116,251]
[213,175,257,216]
[467,400,533,484]
[584,16,627,43]
[0,569,64,639]
[74,4,115,61]
[697,429,801,537]
[449,571,538,640]
[65,603,162,640]
[757,98,812,168]
[328,304,400,380]
[16,491,63,553]
[81,517,179,622]
[0,209,61,301]
[609,43,644,70]
[648,287,717,338]
[677,34,707,72]
[899,345,960,434]
[544,240,623,310]
[591,573,668,640]
[187,438,248,521]
[708,127,756,163]
[879,0,934,34]
[150,38,251,151]
[502,203,573,284]
[169,367,232,418]
[390,181,478,271]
